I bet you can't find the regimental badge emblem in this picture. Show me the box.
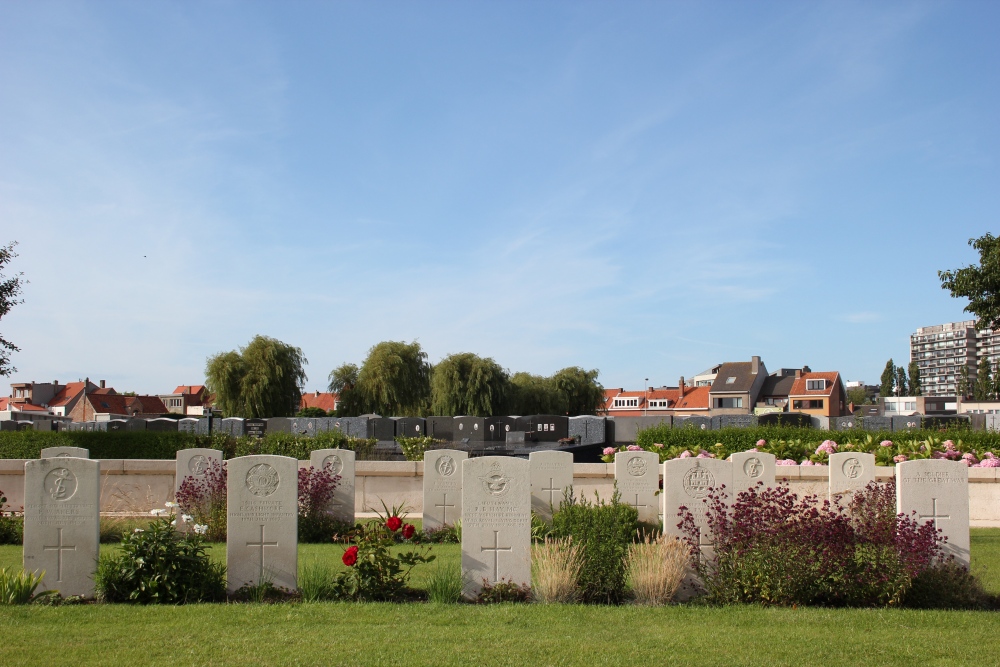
[683,465,715,499]
[323,455,344,476]
[743,457,763,479]
[188,455,209,476]
[627,456,647,477]
[437,456,456,477]
[245,463,280,497]
[480,461,510,496]
[45,468,77,501]
[843,457,862,480]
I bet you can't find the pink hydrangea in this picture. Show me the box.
[880,440,893,448]
[747,447,758,453]
[801,460,816,466]
[626,445,642,451]
[602,447,615,457]
[679,450,692,459]
[815,440,838,455]
[943,440,956,451]
[894,454,907,463]
[976,458,1000,468]
[984,452,997,460]
[756,439,766,448]
[776,459,797,466]
[962,452,979,465]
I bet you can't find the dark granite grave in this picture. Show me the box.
[146,418,178,432]
[31,420,54,432]
[266,417,292,434]
[484,416,517,442]
[454,416,486,443]
[425,416,454,441]
[862,416,893,431]
[367,417,396,442]
[125,418,146,431]
[291,418,318,437]
[195,418,211,435]
[568,416,608,445]
[16,422,33,431]
[245,419,267,438]
[677,416,711,431]
[223,418,245,437]
[712,414,758,430]
[178,418,199,434]
[921,415,970,430]
[892,415,922,432]
[107,419,128,432]
[756,412,812,428]
[395,417,427,438]
[831,416,860,431]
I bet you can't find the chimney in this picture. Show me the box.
[751,356,760,375]
[100,380,106,389]
[315,390,320,397]
[795,368,802,378]
[678,376,686,397]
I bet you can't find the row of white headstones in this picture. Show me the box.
[23,446,969,600]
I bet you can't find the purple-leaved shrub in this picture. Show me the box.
[175,459,227,542]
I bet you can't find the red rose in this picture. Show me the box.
[402,523,415,539]
[342,545,358,566]
[386,516,402,532]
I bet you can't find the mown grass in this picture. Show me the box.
[0,530,996,666]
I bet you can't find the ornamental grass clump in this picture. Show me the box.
[175,459,227,541]
[426,561,466,604]
[531,537,582,603]
[679,480,946,607]
[626,533,688,605]
[0,567,52,605]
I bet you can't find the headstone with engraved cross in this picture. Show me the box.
[309,448,355,524]
[529,450,573,521]
[896,459,970,566]
[23,457,100,597]
[461,456,530,599]
[729,450,776,497]
[614,451,660,525]
[423,449,467,531]
[226,455,298,593]
[829,452,875,503]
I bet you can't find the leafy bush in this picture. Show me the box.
[332,505,434,601]
[95,516,226,604]
[0,568,52,605]
[175,459,227,542]
[396,436,435,461]
[903,561,998,610]
[297,465,352,543]
[550,486,638,604]
[0,491,23,545]
[679,481,949,607]
[426,561,466,603]
[419,523,461,544]
[626,533,688,605]
[0,430,202,459]
[531,537,582,603]
[296,407,330,418]
[475,579,532,604]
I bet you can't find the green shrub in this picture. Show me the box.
[550,486,638,604]
[0,568,52,605]
[475,579,532,603]
[903,561,999,610]
[426,562,466,603]
[396,436,435,461]
[0,431,202,459]
[95,517,227,604]
[0,491,23,545]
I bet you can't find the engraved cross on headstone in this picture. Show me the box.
[541,477,561,507]
[435,493,455,524]
[481,530,512,583]
[43,527,76,582]
[246,524,279,581]
[628,493,648,512]
[918,498,951,531]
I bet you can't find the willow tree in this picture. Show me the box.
[328,362,365,417]
[355,340,430,416]
[552,366,604,416]
[205,335,307,418]
[508,372,560,415]
[431,352,510,416]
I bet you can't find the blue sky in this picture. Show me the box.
[1,1,998,395]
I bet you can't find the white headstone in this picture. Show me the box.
[175,448,223,493]
[729,451,776,498]
[662,458,733,546]
[829,452,875,502]
[896,460,970,566]
[461,456,530,599]
[614,451,660,524]
[40,446,89,459]
[422,449,467,531]
[309,448,356,524]
[529,450,573,521]
[23,457,100,597]
[226,455,298,593]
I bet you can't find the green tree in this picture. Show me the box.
[551,366,605,416]
[509,372,561,415]
[430,352,510,416]
[907,361,922,397]
[974,360,993,401]
[356,341,430,416]
[328,363,365,416]
[895,366,908,397]
[205,335,307,418]
[296,407,328,418]
[846,386,869,406]
[993,360,1000,402]
[879,360,896,397]
[0,242,25,377]
[939,233,1000,329]
[957,363,971,399]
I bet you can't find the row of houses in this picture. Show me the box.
[1,380,210,421]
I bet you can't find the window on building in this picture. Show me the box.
[725,377,736,384]
[885,401,897,412]
[805,379,826,391]
[714,397,743,408]
[792,399,824,410]
[905,402,917,411]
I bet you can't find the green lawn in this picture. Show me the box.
[0,530,997,666]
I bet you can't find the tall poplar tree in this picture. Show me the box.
[895,366,908,397]
[907,361,922,397]
[974,360,993,401]
[879,360,896,397]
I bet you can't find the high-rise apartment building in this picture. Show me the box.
[910,319,1000,396]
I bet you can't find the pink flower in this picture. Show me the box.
[747,447,759,453]
[894,455,907,463]
[977,458,1000,468]
[962,453,979,465]
[603,447,615,457]
[679,450,692,459]
[801,460,815,466]
[984,452,997,460]
[943,440,956,451]
[776,459,797,466]
[815,440,838,455]
[756,439,766,448]
[880,440,893,448]
[653,443,664,449]
[627,445,642,451]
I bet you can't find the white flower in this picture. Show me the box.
[170,520,177,526]
[133,528,144,533]
[164,501,178,508]
[193,524,208,535]
[181,514,193,524]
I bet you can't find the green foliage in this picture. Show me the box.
[0,241,25,377]
[99,517,152,544]
[419,523,461,544]
[296,407,329,418]
[94,517,227,604]
[903,561,998,610]
[396,435,435,462]
[475,578,532,603]
[298,561,338,602]
[550,486,638,604]
[430,352,509,416]
[327,363,365,417]
[958,363,971,399]
[0,567,51,605]
[908,362,921,397]
[895,366,908,397]
[531,512,552,543]
[551,366,605,416]
[975,359,994,401]
[939,233,1000,330]
[880,360,896,398]
[509,372,561,415]
[426,561,466,603]
[0,430,201,460]
[0,491,22,545]
[205,334,307,418]
[846,386,869,406]
[355,340,431,416]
